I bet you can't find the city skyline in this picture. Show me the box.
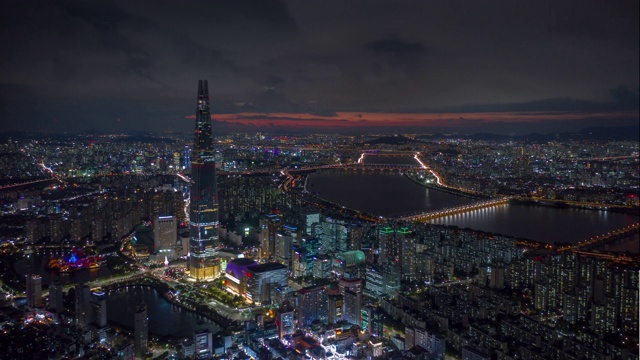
[0,0,638,134]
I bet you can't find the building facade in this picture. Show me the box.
[26,274,42,308]
[189,80,220,280]
[134,302,148,358]
[245,262,289,305]
[154,215,177,251]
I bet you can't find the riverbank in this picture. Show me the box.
[403,172,487,200]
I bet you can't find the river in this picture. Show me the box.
[307,170,638,247]
[307,170,477,218]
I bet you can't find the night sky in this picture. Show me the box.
[1,0,638,134]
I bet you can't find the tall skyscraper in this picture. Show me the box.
[25,274,42,308]
[188,80,219,280]
[134,302,148,358]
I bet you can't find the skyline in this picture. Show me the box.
[1,0,638,134]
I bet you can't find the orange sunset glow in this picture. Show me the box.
[186,110,637,130]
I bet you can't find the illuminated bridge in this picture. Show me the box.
[558,223,640,252]
[399,197,511,222]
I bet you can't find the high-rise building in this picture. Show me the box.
[134,302,149,358]
[343,289,362,326]
[274,231,293,267]
[259,213,281,260]
[91,290,108,328]
[154,215,177,251]
[297,286,329,327]
[400,236,417,281]
[312,254,331,279]
[48,281,63,312]
[365,265,385,296]
[360,306,383,337]
[75,284,91,328]
[26,274,42,308]
[303,212,320,236]
[291,245,308,278]
[189,80,219,280]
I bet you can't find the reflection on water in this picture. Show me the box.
[308,171,476,217]
[14,249,111,287]
[107,286,219,338]
[430,204,636,244]
[309,171,637,245]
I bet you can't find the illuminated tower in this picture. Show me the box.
[188,80,219,280]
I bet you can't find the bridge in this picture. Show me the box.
[399,197,511,222]
[558,223,640,252]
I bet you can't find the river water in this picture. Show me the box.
[307,170,638,247]
[307,170,477,218]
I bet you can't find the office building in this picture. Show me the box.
[361,306,384,337]
[259,213,281,260]
[328,294,344,324]
[154,215,177,251]
[48,280,63,312]
[303,212,320,236]
[343,289,362,326]
[312,254,331,279]
[297,286,329,327]
[26,274,42,308]
[277,311,295,339]
[245,262,289,305]
[291,245,309,278]
[194,329,213,359]
[274,231,293,267]
[75,284,91,328]
[91,290,108,328]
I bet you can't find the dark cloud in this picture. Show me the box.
[0,0,637,133]
[366,38,425,56]
[439,85,640,113]
[610,85,640,109]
